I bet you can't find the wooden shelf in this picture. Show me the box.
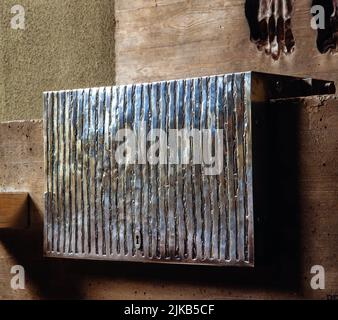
[0,193,29,229]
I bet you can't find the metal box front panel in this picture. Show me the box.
[44,72,254,266]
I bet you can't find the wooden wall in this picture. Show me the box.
[0,0,337,299]
[115,0,338,86]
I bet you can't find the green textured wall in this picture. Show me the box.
[0,0,115,121]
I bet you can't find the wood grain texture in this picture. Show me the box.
[0,193,28,229]
[0,95,337,299]
[115,0,338,86]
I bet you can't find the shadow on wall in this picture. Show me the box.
[0,196,84,299]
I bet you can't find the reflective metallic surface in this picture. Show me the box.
[312,0,338,53]
[44,72,254,266]
[245,0,295,60]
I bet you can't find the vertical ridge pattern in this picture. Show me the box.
[44,73,253,266]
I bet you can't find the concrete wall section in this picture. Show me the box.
[0,0,115,121]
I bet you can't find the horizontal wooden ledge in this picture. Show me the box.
[0,192,29,229]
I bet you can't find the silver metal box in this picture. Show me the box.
[43,72,334,266]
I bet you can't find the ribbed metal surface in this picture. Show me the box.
[44,72,254,266]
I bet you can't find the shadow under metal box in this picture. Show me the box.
[43,71,335,266]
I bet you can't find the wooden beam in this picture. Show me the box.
[0,192,29,229]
